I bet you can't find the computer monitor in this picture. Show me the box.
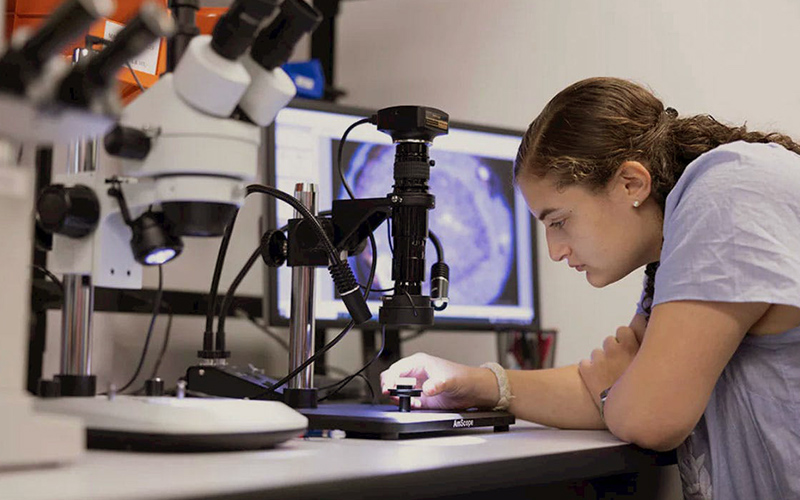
[264,99,540,331]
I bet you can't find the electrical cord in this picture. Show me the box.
[246,184,340,260]
[232,308,371,397]
[117,265,164,394]
[203,210,239,354]
[318,371,375,403]
[337,117,376,199]
[318,324,385,403]
[429,229,444,263]
[278,209,331,233]
[210,184,349,357]
[125,62,145,92]
[250,226,379,400]
[147,302,173,381]
[215,245,260,352]
[33,265,63,293]
[211,116,380,398]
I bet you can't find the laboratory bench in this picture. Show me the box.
[0,421,679,500]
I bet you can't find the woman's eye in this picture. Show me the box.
[549,220,565,229]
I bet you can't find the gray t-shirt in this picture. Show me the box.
[637,141,800,499]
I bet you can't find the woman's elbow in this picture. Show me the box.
[609,419,688,452]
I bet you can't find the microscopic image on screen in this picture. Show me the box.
[333,140,519,307]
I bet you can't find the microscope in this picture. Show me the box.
[29,0,322,451]
[0,0,176,468]
[187,106,516,439]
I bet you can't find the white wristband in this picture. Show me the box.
[480,362,514,411]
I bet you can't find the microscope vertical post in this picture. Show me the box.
[285,182,318,408]
[59,275,94,388]
[57,48,97,396]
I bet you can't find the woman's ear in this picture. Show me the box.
[615,161,652,206]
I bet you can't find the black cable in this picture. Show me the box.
[251,227,380,400]
[318,324,385,402]
[147,302,173,381]
[359,285,393,293]
[246,184,340,262]
[317,371,375,402]
[239,118,380,399]
[211,185,345,356]
[278,209,331,233]
[251,320,354,399]
[33,265,63,293]
[387,218,394,255]
[429,229,444,263]
[204,211,238,353]
[337,117,375,200]
[117,265,164,394]
[216,245,261,351]
[125,62,145,92]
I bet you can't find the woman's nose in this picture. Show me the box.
[547,239,570,262]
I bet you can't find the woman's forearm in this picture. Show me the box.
[504,364,606,429]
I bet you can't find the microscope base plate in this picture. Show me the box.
[300,403,514,439]
[0,395,84,470]
[34,395,308,452]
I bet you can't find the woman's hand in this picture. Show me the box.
[380,353,499,410]
[578,326,641,409]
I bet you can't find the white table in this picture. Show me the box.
[0,421,677,500]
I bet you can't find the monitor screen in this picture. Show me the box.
[264,100,539,330]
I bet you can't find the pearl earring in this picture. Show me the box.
[633,200,640,208]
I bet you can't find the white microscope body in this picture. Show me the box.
[34,0,321,450]
[0,0,118,470]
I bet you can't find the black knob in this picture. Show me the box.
[388,384,422,412]
[36,184,100,238]
[260,229,288,267]
[145,378,165,396]
[37,378,61,398]
[104,125,152,160]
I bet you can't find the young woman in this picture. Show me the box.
[380,77,800,499]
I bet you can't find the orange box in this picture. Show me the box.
[7,14,104,55]
[12,0,166,22]
[196,7,225,35]
[5,13,14,41]
[87,17,167,90]
[5,16,166,103]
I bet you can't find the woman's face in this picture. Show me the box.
[517,167,662,288]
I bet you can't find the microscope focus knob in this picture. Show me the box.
[260,229,288,267]
[36,184,100,238]
[104,125,152,160]
[145,378,165,396]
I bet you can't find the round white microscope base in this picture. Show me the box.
[0,395,84,470]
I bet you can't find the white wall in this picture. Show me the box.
[334,0,800,367]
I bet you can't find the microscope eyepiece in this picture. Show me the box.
[56,1,174,109]
[85,2,175,89]
[210,0,281,60]
[0,0,112,95]
[249,0,322,71]
[22,0,114,70]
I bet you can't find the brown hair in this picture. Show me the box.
[514,77,800,317]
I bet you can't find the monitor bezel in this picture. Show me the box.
[263,98,541,332]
